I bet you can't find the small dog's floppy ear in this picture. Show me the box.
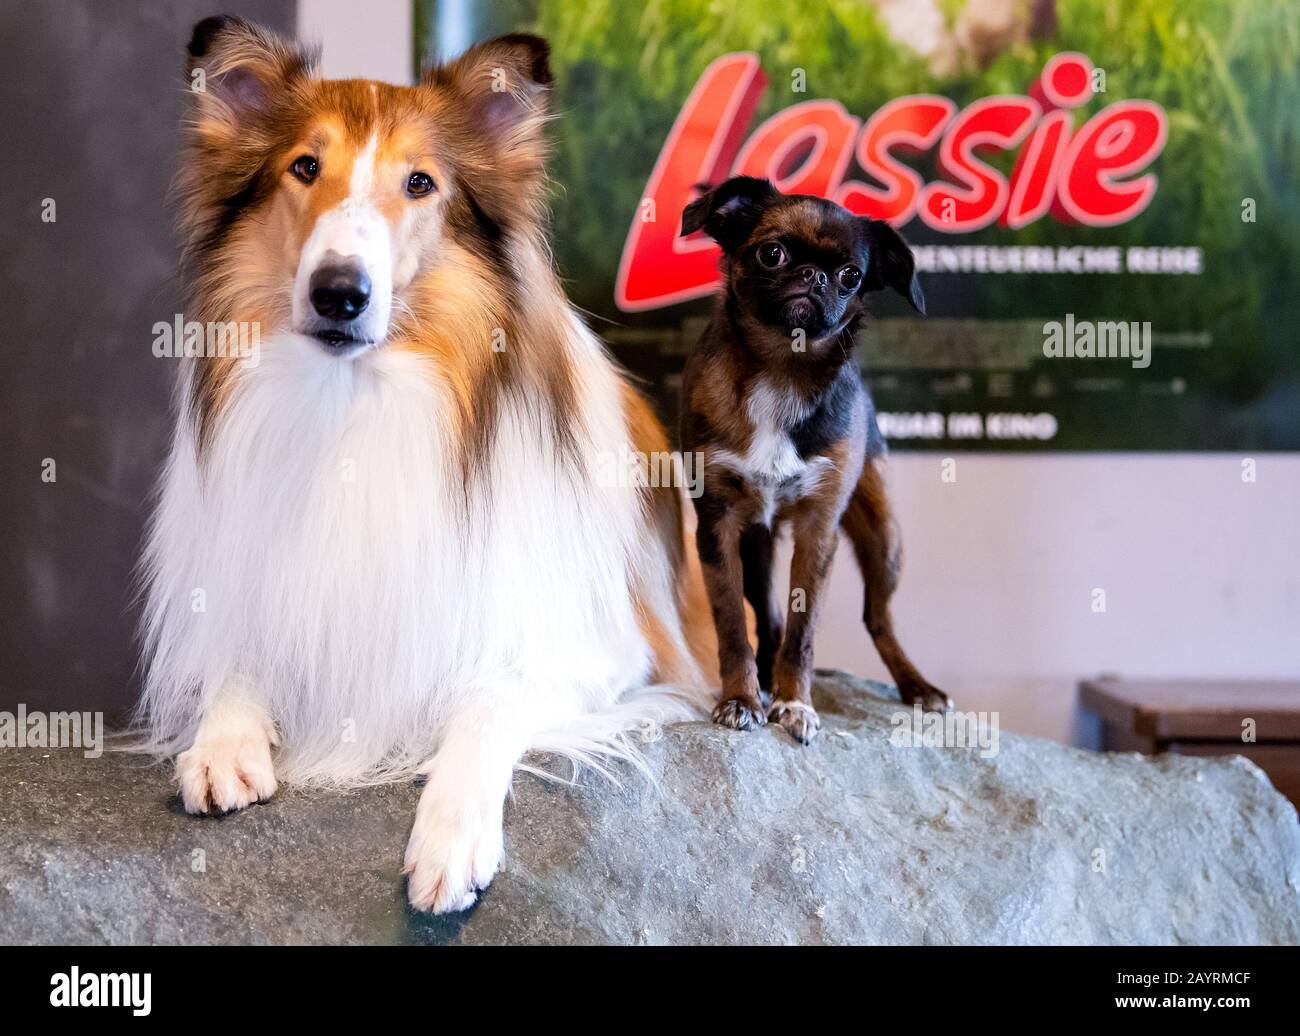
[861,219,925,314]
[681,176,779,252]
[186,16,318,135]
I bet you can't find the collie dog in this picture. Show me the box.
[137,17,714,913]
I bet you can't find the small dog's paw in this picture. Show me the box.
[175,732,277,814]
[403,793,504,915]
[712,696,767,731]
[769,699,820,745]
[902,682,954,713]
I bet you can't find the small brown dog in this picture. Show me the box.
[679,177,952,744]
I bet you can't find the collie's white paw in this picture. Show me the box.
[403,788,504,914]
[175,699,278,814]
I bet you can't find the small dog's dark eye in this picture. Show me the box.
[290,155,319,184]
[757,242,787,269]
[406,172,436,198]
[838,265,863,290]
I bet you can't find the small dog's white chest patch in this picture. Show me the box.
[712,381,831,518]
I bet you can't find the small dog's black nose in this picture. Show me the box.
[797,265,829,289]
[310,262,371,321]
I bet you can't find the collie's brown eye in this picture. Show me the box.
[290,155,319,184]
[838,265,863,290]
[757,241,787,269]
[406,172,435,197]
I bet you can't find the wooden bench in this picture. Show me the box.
[1079,677,1300,807]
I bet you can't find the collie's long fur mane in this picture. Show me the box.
[132,17,714,787]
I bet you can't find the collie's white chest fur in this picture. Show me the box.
[141,332,652,782]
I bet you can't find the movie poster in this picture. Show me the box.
[419,0,1299,450]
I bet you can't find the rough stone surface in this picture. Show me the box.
[2,671,1298,945]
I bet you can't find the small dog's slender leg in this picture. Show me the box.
[404,702,532,914]
[175,690,279,814]
[695,494,766,730]
[842,461,953,712]
[740,522,782,695]
[770,511,837,744]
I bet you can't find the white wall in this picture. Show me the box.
[298,0,412,82]
[791,454,1300,745]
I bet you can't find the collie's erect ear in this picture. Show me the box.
[177,17,317,259]
[421,35,552,227]
[423,34,551,143]
[860,218,925,314]
[681,176,779,253]
[185,15,318,139]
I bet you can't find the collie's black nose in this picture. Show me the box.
[309,262,371,321]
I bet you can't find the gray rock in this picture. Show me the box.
[2,670,1298,945]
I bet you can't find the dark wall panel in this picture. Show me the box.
[0,0,296,720]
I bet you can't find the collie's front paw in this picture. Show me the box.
[403,790,504,914]
[175,731,277,814]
